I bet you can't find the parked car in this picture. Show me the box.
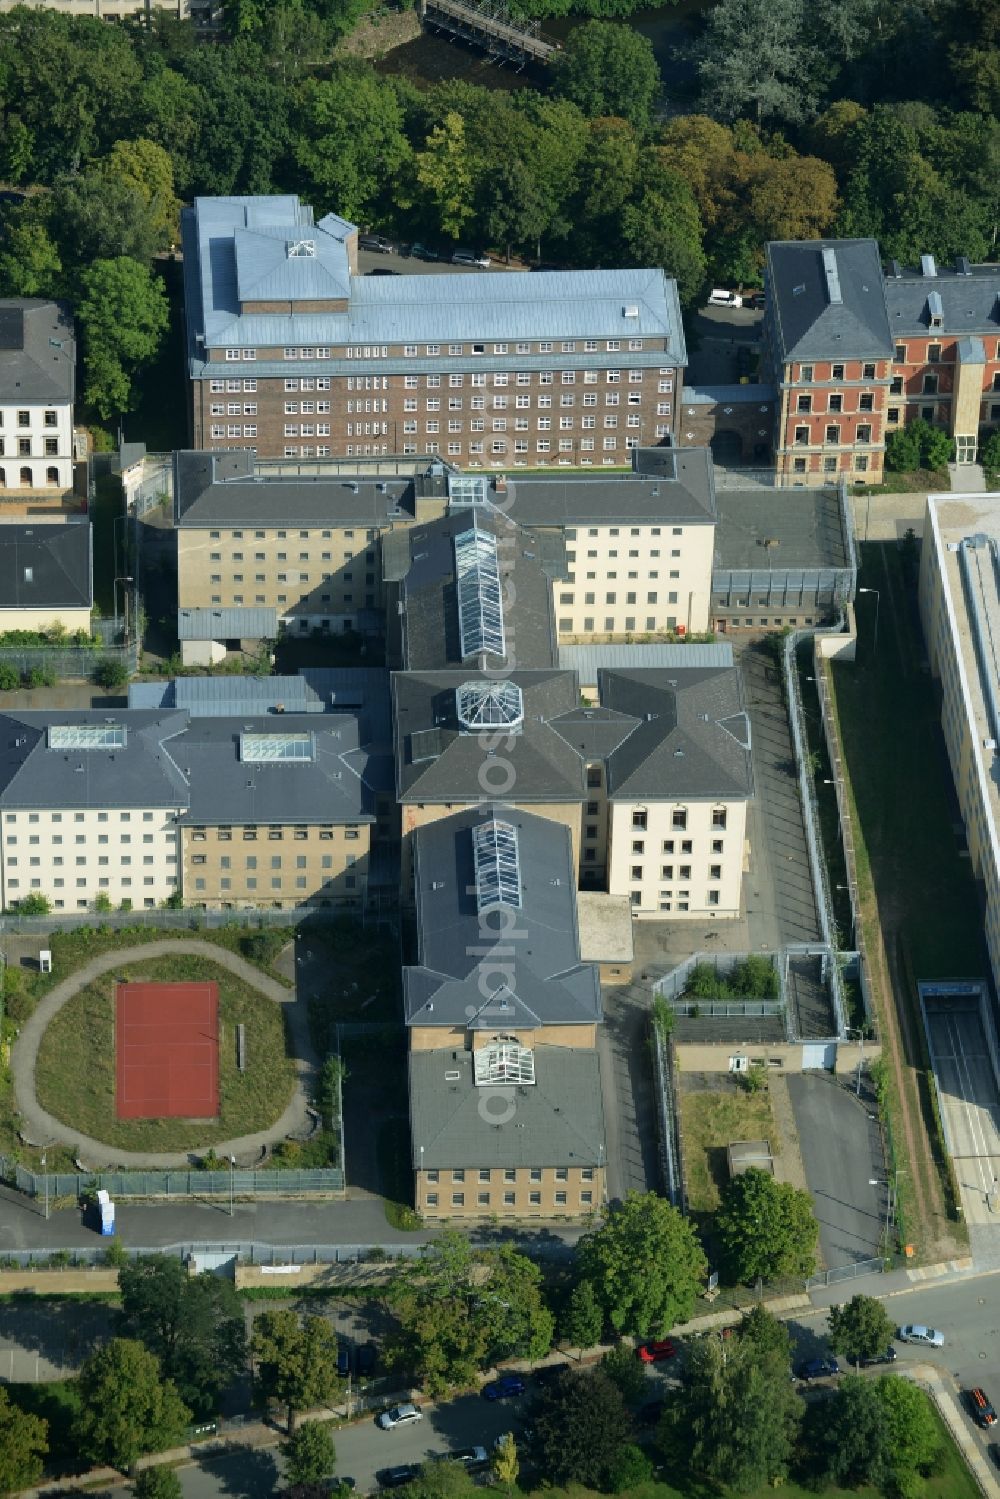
[433,1447,490,1471]
[356,1342,378,1376]
[796,1357,841,1381]
[337,1343,352,1377]
[532,1362,567,1386]
[359,234,394,254]
[377,1404,423,1430]
[483,1374,526,1401]
[860,1346,898,1367]
[968,1388,997,1428]
[409,242,440,261]
[367,268,400,276]
[452,249,490,268]
[708,288,743,307]
[745,292,766,310]
[898,1325,944,1347]
[636,1339,676,1363]
[378,1466,421,1488]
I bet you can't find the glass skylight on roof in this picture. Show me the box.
[456,680,523,731]
[475,1038,536,1086]
[448,474,488,508]
[473,818,521,910]
[48,724,126,750]
[454,523,505,659]
[240,732,314,763]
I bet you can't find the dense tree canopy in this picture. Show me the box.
[715,1168,819,1285]
[811,1373,942,1493]
[827,1294,897,1367]
[0,1387,48,1496]
[533,1370,631,1488]
[251,1311,341,1432]
[577,1191,707,1337]
[553,22,661,128]
[73,1338,190,1472]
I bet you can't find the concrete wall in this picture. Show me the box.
[0,606,91,634]
[675,1039,879,1073]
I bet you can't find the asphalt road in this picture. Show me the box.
[787,1072,887,1270]
[926,1005,1000,1227]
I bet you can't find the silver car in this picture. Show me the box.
[897,1324,944,1347]
[377,1404,424,1430]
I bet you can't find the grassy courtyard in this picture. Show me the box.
[34,953,297,1152]
[679,1083,776,1215]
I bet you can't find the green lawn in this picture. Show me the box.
[679,1086,776,1214]
[34,952,297,1152]
[306,919,401,1053]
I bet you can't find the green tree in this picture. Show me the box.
[395,1463,475,1499]
[553,22,660,129]
[0,1387,48,1494]
[0,218,62,300]
[811,1375,890,1489]
[606,1443,654,1492]
[981,429,1000,477]
[133,1469,184,1499]
[600,1342,648,1403]
[293,69,410,222]
[715,1167,819,1284]
[252,1311,340,1431]
[876,1375,941,1480]
[281,1420,337,1488]
[921,425,954,469]
[94,658,130,690]
[885,423,923,473]
[694,0,822,126]
[413,112,476,241]
[118,1255,247,1416]
[828,1294,897,1367]
[18,893,51,915]
[532,1369,631,1488]
[77,257,169,419]
[621,163,707,307]
[103,137,180,249]
[662,1325,802,1492]
[492,1431,519,1494]
[561,1279,603,1352]
[73,1338,190,1472]
[736,1304,792,1365]
[577,1191,707,1337]
[0,663,21,691]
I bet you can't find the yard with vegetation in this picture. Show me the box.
[679,1082,776,1216]
[34,952,297,1153]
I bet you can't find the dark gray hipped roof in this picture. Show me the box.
[405,805,602,1029]
[174,449,420,527]
[883,261,1000,339]
[0,300,75,403]
[0,710,189,811]
[0,523,91,609]
[176,714,374,826]
[397,508,558,672]
[502,447,716,526]
[129,668,392,745]
[550,666,753,801]
[409,1045,605,1170]
[767,240,893,363]
[392,669,584,803]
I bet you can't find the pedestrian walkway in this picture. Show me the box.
[11,940,317,1168]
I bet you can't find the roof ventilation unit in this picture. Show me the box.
[956,256,972,276]
[623,304,639,318]
[888,260,902,279]
[821,247,842,305]
[920,254,937,277]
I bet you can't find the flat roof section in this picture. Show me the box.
[714,487,850,573]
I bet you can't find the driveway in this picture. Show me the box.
[597,983,662,1203]
[787,1072,887,1270]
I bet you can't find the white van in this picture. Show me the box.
[709,288,743,307]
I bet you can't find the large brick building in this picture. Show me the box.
[764,241,1000,486]
[182,196,686,467]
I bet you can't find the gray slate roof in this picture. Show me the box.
[174,449,416,528]
[0,300,75,404]
[502,447,716,526]
[0,710,189,811]
[397,508,558,672]
[883,261,1000,339]
[0,523,91,610]
[175,714,374,827]
[405,805,602,1030]
[560,643,734,680]
[177,606,277,641]
[393,669,584,803]
[714,487,850,572]
[550,667,754,801]
[184,194,685,361]
[409,1045,605,1170]
[766,240,893,363]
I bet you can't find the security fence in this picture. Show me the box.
[0,1241,425,1270]
[0,1158,345,1201]
[0,904,368,935]
[650,1018,684,1210]
[0,634,137,681]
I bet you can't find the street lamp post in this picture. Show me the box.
[857,587,880,656]
[41,1151,49,1221]
[229,1154,236,1217]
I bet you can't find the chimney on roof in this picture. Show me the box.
[956,255,972,276]
[888,260,902,279]
[821,247,842,305]
[921,254,937,277]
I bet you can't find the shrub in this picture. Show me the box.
[26,666,56,688]
[239,929,286,968]
[93,891,113,913]
[886,418,954,474]
[0,662,20,691]
[18,892,50,914]
[981,428,1000,476]
[93,658,129,690]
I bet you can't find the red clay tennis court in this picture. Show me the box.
[115,981,220,1120]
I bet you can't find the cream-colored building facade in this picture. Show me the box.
[0,805,179,912]
[605,796,747,919]
[920,492,1000,991]
[554,518,714,639]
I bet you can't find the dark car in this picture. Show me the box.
[359,234,394,254]
[409,242,440,261]
[356,1342,377,1376]
[860,1347,898,1367]
[378,1466,421,1489]
[483,1374,526,1401]
[337,1343,352,1378]
[796,1357,841,1381]
[969,1388,998,1428]
[532,1362,567,1386]
[432,1447,490,1472]
[367,268,400,276]
[745,292,766,310]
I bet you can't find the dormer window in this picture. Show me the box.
[927,290,944,329]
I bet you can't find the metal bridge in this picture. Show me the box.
[420,0,559,67]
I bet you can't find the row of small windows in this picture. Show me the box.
[5,811,162,824]
[426,1191,592,1208]
[223,341,648,361]
[425,1167,593,1183]
[0,467,61,486]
